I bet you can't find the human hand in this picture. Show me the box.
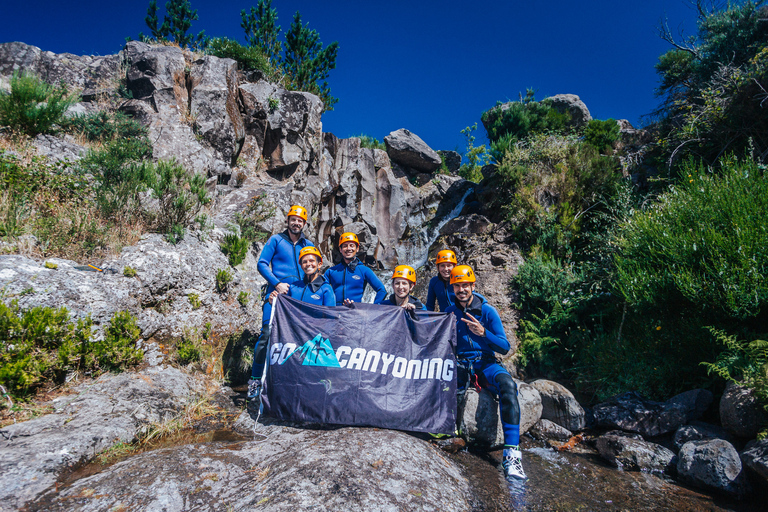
[403,302,416,311]
[275,282,290,294]
[268,290,279,304]
[461,313,485,337]
[343,298,354,306]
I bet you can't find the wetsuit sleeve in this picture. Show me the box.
[426,279,437,311]
[482,306,510,354]
[257,236,281,287]
[364,267,388,304]
[322,285,336,307]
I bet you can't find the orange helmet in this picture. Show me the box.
[450,265,476,284]
[435,249,457,265]
[299,246,322,265]
[392,265,416,284]
[339,232,359,247]
[287,205,308,221]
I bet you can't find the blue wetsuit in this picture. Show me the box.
[323,258,387,305]
[381,294,427,310]
[251,230,314,380]
[446,292,521,447]
[286,274,336,307]
[426,275,456,312]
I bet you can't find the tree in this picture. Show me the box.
[141,0,207,49]
[283,11,339,110]
[241,0,281,63]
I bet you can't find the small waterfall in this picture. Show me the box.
[412,186,473,270]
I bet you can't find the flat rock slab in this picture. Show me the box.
[30,415,474,512]
[0,367,204,511]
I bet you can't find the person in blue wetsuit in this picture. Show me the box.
[248,204,314,401]
[444,265,526,481]
[381,265,426,311]
[268,246,335,307]
[323,232,387,306]
[426,249,458,312]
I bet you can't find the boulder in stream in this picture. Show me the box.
[591,391,687,437]
[595,434,676,474]
[677,439,751,497]
[530,379,586,432]
[720,381,767,439]
[741,438,768,482]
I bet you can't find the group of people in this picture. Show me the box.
[247,205,526,480]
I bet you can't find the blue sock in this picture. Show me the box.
[503,424,520,447]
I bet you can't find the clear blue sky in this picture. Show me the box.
[1,0,701,152]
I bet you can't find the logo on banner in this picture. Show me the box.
[281,333,341,367]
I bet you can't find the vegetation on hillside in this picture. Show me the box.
[497,1,768,404]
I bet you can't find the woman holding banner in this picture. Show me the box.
[381,265,426,311]
[269,246,335,307]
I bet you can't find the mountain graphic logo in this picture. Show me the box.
[281,333,341,367]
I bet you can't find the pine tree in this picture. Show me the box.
[283,11,339,110]
[141,0,207,49]
[241,0,281,63]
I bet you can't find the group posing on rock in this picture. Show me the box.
[247,205,526,481]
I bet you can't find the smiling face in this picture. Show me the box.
[340,241,358,262]
[288,215,306,235]
[452,281,475,305]
[437,262,455,280]
[300,254,319,277]
[392,277,413,299]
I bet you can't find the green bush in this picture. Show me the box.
[0,72,79,136]
[614,156,768,321]
[482,90,571,147]
[216,268,232,292]
[583,119,620,153]
[123,266,137,277]
[355,134,386,150]
[237,291,250,307]
[221,233,249,267]
[457,123,489,182]
[0,303,143,398]
[175,337,201,365]
[234,194,272,243]
[151,159,210,239]
[206,36,270,74]
[188,292,201,309]
[62,111,147,142]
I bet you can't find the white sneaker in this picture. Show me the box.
[502,446,526,480]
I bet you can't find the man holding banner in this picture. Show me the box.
[445,265,526,481]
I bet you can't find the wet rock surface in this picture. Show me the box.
[595,434,676,473]
[674,421,734,451]
[32,414,474,512]
[528,418,573,442]
[0,366,205,510]
[677,439,751,497]
[741,438,768,482]
[592,391,687,437]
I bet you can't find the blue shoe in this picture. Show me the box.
[247,379,262,401]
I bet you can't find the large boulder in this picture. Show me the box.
[189,55,245,167]
[0,41,120,92]
[673,421,733,451]
[32,415,474,511]
[677,439,751,497]
[384,128,441,173]
[595,434,676,473]
[720,381,767,439]
[122,41,188,113]
[458,380,541,449]
[544,94,592,128]
[528,418,573,442]
[530,379,586,431]
[741,438,768,482]
[0,367,206,510]
[437,150,461,174]
[239,80,323,178]
[666,388,713,422]
[591,391,687,437]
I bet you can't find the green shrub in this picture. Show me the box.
[44,261,58,269]
[457,123,489,182]
[221,233,249,267]
[123,266,137,277]
[234,195,272,243]
[150,159,210,240]
[481,90,571,146]
[188,292,201,309]
[583,119,620,153]
[175,338,201,365]
[0,71,79,136]
[216,268,232,292]
[355,134,386,151]
[0,302,143,398]
[614,156,768,321]
[237,291,250,307]
[62,111,147,142]
[206,36,270,73]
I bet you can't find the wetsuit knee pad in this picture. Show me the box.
[494,373,521,425]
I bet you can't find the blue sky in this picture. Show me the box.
[1,1,701,152]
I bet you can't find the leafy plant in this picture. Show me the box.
[123,266,137,277]
[481,90,571,150]
[151,159,210,240]
[355,134,386,150]
[141,0,207,49]
[237,291,250,307]
[216,268,232,292]
[267,96,280,112]
[188,292,201,309]
[205,37,269,74]
[62,111,147,142]
[0,71,79,136]
[234,194,272,243]
[91,311,143,371]
[457,123,489,182]
[583,119,620,153]
[221,233,249,267]
[44,261,57,270]
[175,337,201,365]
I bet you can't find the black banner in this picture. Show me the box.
[263,294,457,434]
